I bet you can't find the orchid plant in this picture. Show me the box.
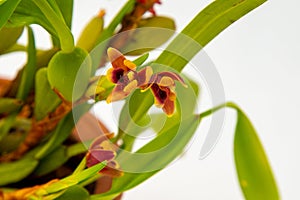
[0,0,279,199]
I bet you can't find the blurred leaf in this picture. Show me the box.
[8,1,57,37]
[0,0,7,6]
[0,98,22,114]
[35,103,91,159]
[77,12,104,52]
[0,129,26,153]
[0,26,23,54]
[50,0,73,47]
[44,161,106,194]
[33,146,68,177]
[54,185,89,200]
[0,113,17,141]
[234,108,279,199]
[34,143,87,177]
[0,0,21,29]
[121,16,176,55]
[156,0,267,71]
[55,0,73,29]
[34,68,61,120]
[133,53,149,67]
[16,26,36,101]
[0,156,38,186]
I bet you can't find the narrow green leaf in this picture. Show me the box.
[54,185,89,200]
[133,53,149,67]
[9,2,57,37]
[0,156,38,186]
[0,98,22,114]
[34,143,87,177]
[33,146,68,177]
[234,109,279,199]
[34,68,61,120]
[44,161,106,194]
[155,0,267,71]
[16,26,37,101]
[0,0,22,29]
[55,0,73,29]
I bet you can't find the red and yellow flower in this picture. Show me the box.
[105,47,187,116]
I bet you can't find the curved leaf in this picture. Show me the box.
[234,109,279,199]
[16,26,37,101]
[54,185,89,200]
[0,156,38,186]
[0,0,21,29]
[0,98,22,114]
[34,68,61,120]
[156,0,267,71]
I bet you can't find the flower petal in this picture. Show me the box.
[123,59,136,70]
[123,80,138,93]
[151,84,168,107]
[162,97,175,117]
[157,71,187,87]
[107,48,126,69]
[89,133,114,150]
[106,84,131,103]
[137,66,153,87]
[86,149,116,168]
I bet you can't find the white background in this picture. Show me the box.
[1,0,300,199]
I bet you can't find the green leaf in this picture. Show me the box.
[34,143,87,177]
[0,98,22,114]
[0,0,21,29]
[0,0,7,6]
[155,0,267,71]
[234,109,279,199]
[77,13,104,52]
[54,185,90,200]
[0,156,38,186]
[95,115,201,198]
[35,103,91,159]
[8,1,57,37]
[133,53,149,67]
[43,161,106,194]
[121,16,176,55]
[0,26,24,54]
[33,146,68,177]
[55,0,73,29]
[16,26,37,101]
[0,113,17,141]
[34,68,61,120]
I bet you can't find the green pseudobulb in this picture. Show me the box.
[47,47,92,102]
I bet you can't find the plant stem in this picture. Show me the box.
[200,101,240,119]
[32,0,74,52]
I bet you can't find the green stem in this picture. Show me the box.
[32,0,74,52]
[200,101,240,118]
